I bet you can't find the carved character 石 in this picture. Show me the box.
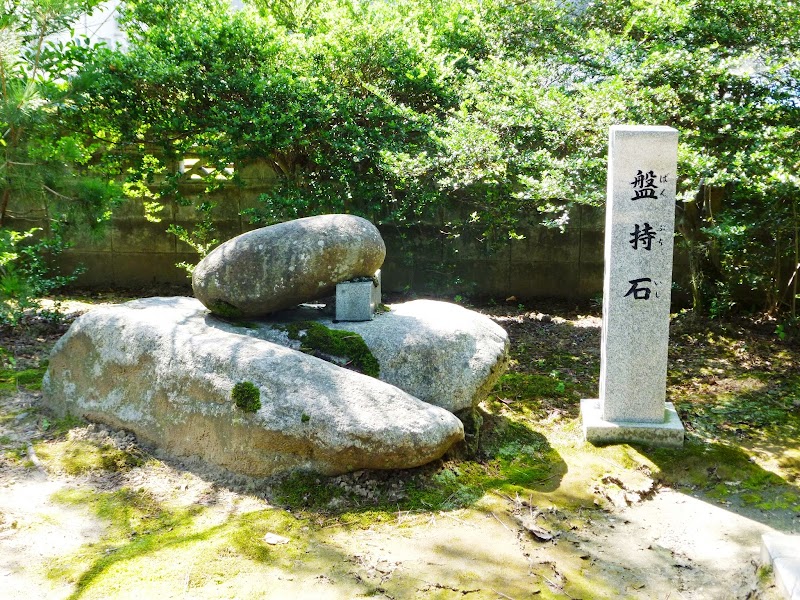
[624,277,653,300]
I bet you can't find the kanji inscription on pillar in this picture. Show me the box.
[599,125,678,423]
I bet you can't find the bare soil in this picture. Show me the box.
[0,295,797,599]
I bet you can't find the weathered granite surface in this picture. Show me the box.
[255,300,508,413]
[580,399,684,448]
[192,214,386,317]
[42,297,463,477]
[599,125,679,423]
[761,533,800,600]
[583,125,684,447]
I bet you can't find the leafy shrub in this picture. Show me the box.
[0,228,78,325]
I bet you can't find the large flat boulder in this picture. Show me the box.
[192,215,385,317]
[42,297,463,477]
[254,300,509,413]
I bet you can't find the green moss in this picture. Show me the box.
[753,495,795,510]
[279,464,485,515]
[777,449,800,480]
[49,487,205,593]
[743,470,784,490]
[283,321,379,378]
[0,409,24,425]
[274,471,342,509]
[741,492,763,505]
[34,439,143,475]
[646,438,800,512]
[489,372,582,421]
[50,413,85,435]
[478,417,559,488]
[707,483,730,500]
[405,463,488,511]
[274,415,561,515]
[494,372,572,400]
[757,564,773,582]
[229,510,307,564]
[231,381,261,413]
[49,486,311,597]
[0,365,48,392]
[4,444,28,463]
[207,299,244,319]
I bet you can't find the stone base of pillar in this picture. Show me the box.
[761,532,800,600]
[580,399,685,447]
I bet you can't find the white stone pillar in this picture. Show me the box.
[581,125,685,447]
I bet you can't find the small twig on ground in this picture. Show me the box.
[437,511,472,526]
[489,588,517,600]
[542,575,573,599]
[395,508,425,524]
[491,490,516,503]
[490,511,515,534]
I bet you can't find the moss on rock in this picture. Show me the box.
[284,321,379,378]
[208,299,244,319]
[232,381,261,412]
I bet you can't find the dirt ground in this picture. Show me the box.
[0,296,797,599]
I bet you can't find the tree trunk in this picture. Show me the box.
[0,187,10,227]
[675,184,725,314]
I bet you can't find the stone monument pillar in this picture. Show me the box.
[581,125,685,447]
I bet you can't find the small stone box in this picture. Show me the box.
[335,270,381,322]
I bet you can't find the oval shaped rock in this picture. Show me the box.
[193,214,386,317]
[42,297,464,477]
[251,300,509,414]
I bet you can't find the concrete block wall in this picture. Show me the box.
[43,161,689,301]
[377,205,609,300]
[54,161,274,290]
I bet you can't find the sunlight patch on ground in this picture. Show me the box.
[0,477,107,600]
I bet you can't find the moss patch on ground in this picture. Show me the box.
[0,365,48,393]
[48,486,313,600]
[34,438,143,475]
[48,487,212,596]
[643,437,800,511]
[272,410,566,523]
